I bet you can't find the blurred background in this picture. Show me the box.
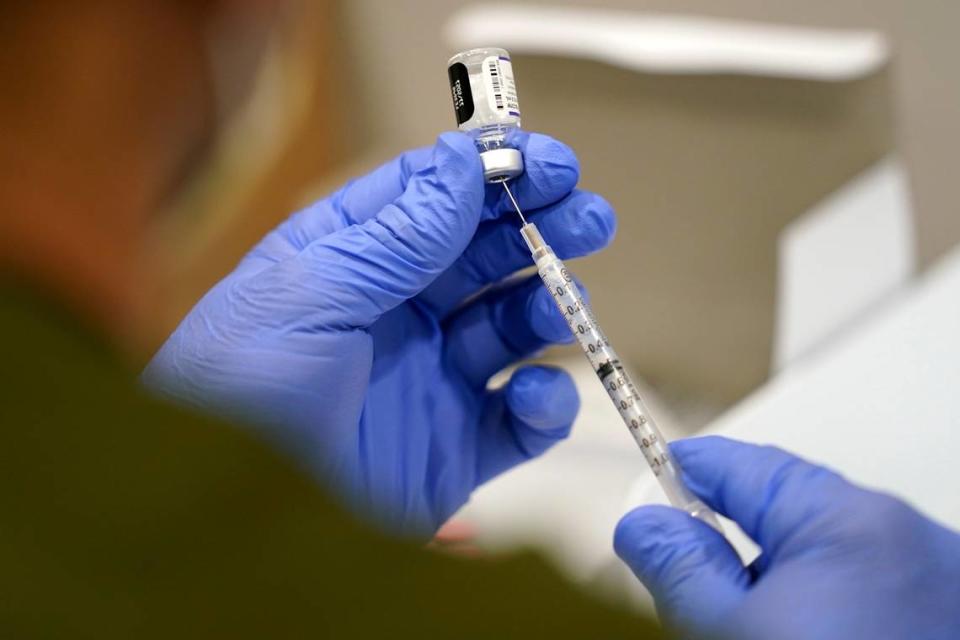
[148,0,960,611]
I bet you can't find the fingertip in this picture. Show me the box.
[508,133,580,211]
[616,505,749,634]
[613,507,645,559]
[615,504,744,583]
[436,130,479,156]
[433,131,484,184]
[528,285,574,344]
[403,132,484,231]
[573,192,617,250]
[670,436,737,470]
[523,132,580,184]
[539,191,618,260]
[614,505,682,564]
[505,365,579,431]
[590,194,618,246]
[671,436,798,489]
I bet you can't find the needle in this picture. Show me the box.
[500,180,527,225]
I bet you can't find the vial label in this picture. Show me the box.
[482,56,520,117]
[448,62,475,125]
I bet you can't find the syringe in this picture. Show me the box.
[445,46,720,529]
[501,181,722,531]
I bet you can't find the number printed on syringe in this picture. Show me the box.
[499,180,720,529]
[539,256,673,478]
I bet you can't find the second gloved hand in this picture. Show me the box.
[144,132,617,535]
[615,437,960,640]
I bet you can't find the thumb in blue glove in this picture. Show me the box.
[615,436,960,640]
[228,133,485,330]
[145,131,617,536]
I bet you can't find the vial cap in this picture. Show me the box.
[480,148,524,183]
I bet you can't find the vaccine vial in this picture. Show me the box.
[447,47,524,183]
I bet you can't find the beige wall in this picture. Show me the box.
[520,62,893,402]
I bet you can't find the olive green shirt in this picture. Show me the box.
[0,285,662,638]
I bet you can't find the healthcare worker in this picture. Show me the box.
[1,2,958,638]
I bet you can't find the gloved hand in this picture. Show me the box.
[144,131,616,535]
[615,436,960,640]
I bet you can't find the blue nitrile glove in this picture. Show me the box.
[144,131,616,535]
[615,436,960,640]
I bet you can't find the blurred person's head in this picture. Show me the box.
[0,1,286,344]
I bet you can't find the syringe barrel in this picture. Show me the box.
[522,223,721,530]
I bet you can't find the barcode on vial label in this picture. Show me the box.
[483,56,520,117]
[489,60,504,110]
